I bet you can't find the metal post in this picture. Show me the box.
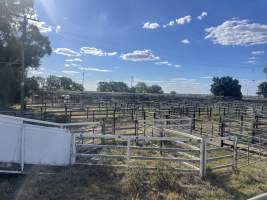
[20,123,25,172]
[20,15,27,115]
[126,138,131,167]
[70,134,76,164]
[200,138,206,178]
[232,137,237,170]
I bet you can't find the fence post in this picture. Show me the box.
[232,137,238,170]
[20,123,25,172]
[200,138,207,178]
[126,138,131,167]
[70,134,76,164]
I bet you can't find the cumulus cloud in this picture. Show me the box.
[174,64,182,68]
[79,67,111,72]
[54,48,80,57]
[181,39,190,44]
[197,12,208,20]
[251,51,264,55]
[176,15,191,25]
[143,22,160,29]
[80,47,117,56]
[120,50,160,62]
[163,20,175,28]
[65,58,83,62]
[205,19,267,46]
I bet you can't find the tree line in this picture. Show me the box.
[97,81,164,94]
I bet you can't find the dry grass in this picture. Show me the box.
[1,160,266,200]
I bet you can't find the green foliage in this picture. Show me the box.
[46,75,84,91]
[0,0,51,106]
[150,162,179,191]
[210,76,242,99]
[25,76,39,96]
[257,82,267,98]
[97,81,164,94]
[147,84,163,94]
[97,81,130,92]
[135,82,148,93]
[123,165,147,198]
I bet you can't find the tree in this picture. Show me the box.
[25,76,40,96]
[257,82,267,98]
[0,0,52,106]
[71,82,84,91]
[147,85,163,94]
[60,77,73,90]
[170,91,176,95]
[97,81,129,92]
[210,76,242,99]
[46,75,84,91]
[47,75,61,91]
[135,82,148,93]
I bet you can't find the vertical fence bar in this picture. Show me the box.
[200,138,206,178]
[70,134,76,164]
[232,137,237,170]
[20,123,25,172]
[126,138,131,167]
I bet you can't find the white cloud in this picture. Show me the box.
[155,61,172,66]
[176,15,191,25]
[205,19,267,46]
[54,48,80,57]
[143,22,160,29]
[200,76,212,79]
[248,56,256,60]
[29,20,61,34]
[251,51,264,55]
[65,58,83,62]
[27,67,45,77]
[79,67,111,72]
[181,39,190,44]
[155,61,182,68]
[55,25,61,33]
[120,49,160,62]
[62,70,80,75]
[197,12,208,20]
[163,20,175,28]
[64,64,71,67]
[31,21,53,33]
[248,60,256,64]
[80,47,117,56]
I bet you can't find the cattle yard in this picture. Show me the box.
[1,92,267,178]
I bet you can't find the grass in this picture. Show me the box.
[0,160,266,200]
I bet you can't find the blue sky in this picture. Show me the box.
[29,0,267,95]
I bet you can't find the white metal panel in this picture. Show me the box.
[0,121,21,163]
[24,124,71,166]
